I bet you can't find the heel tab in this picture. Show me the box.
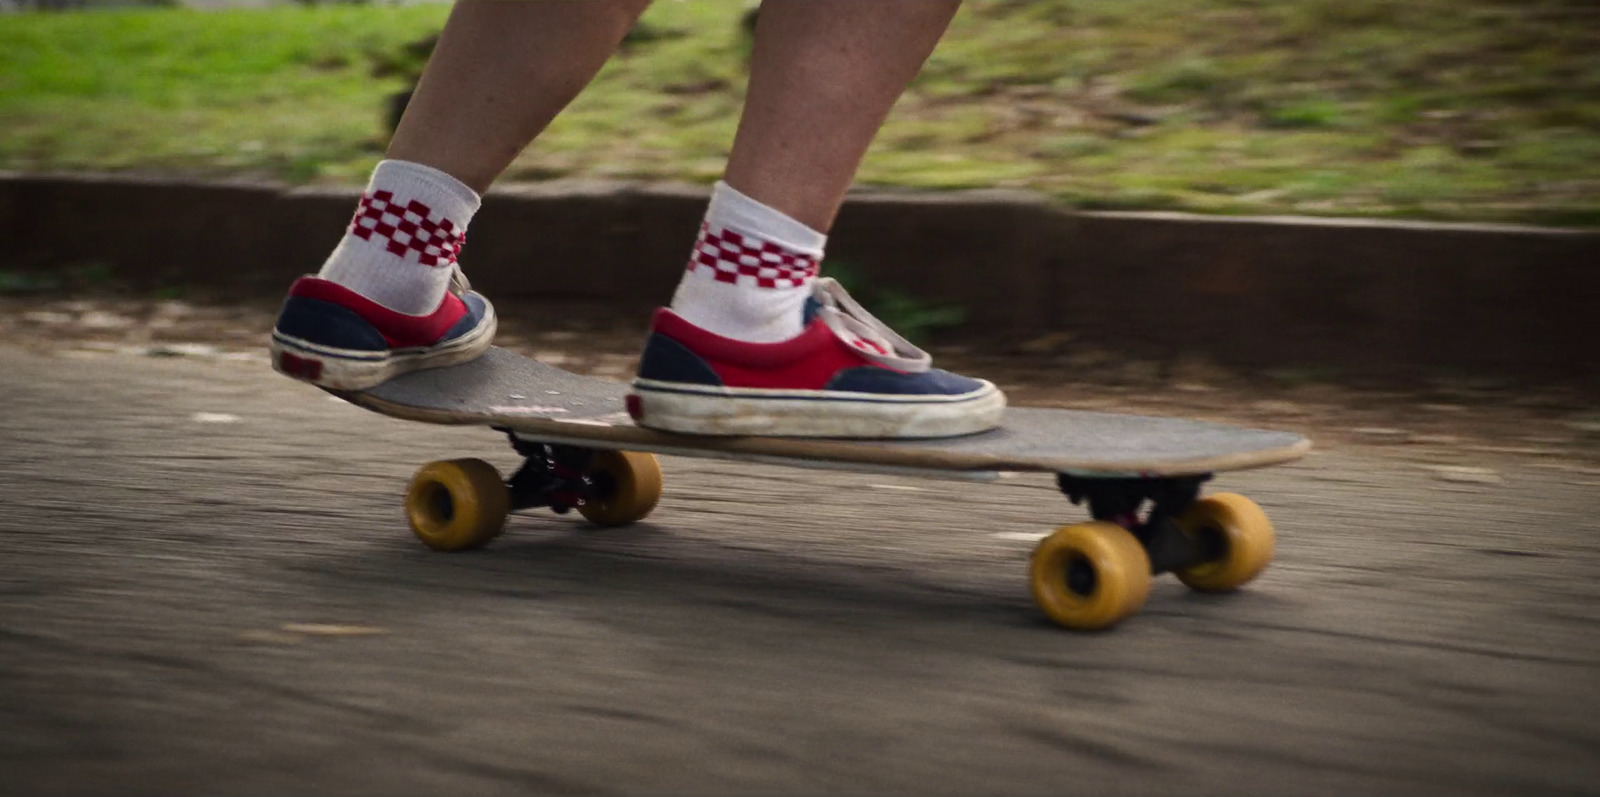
[649,306,684,329]
[287,275,355,301]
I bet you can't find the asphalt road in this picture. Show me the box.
[2,346,1597,796]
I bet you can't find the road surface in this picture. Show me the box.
[2,344,1597,795]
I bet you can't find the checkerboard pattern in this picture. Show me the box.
[348,190,465,269]
[687,222,820,289]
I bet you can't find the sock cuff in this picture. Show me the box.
[370,159,482,220]
[707,181,826,256]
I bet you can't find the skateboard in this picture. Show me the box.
[337,346,1310,631]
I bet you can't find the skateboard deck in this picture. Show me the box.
[337,346,1310,632]
[344,347,1308,479]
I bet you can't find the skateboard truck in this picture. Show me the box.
[1055,474,1216,575]
[502,430,606,514]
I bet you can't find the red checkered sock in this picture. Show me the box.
[316,160,480,315]
[669,181,827,343]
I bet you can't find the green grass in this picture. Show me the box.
[1,0,1597,225]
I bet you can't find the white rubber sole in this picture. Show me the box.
[629,377,1006,438]
[269,309,496,391]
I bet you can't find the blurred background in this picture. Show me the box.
[3,0,1596,225]
[2,2,1598,796]
[4,0,1597,380]
[3,0,1600,224]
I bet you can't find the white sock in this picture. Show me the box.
[317,159,481,315]
[669,181,827,343]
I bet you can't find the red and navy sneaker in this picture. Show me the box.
[628,278,1005,438]
[269,267,496,390]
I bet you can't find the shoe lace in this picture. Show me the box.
[811,277,931,374]
[448,265,471,297]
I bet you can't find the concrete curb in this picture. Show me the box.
[4,172,1596,378]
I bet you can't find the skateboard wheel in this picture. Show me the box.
[1173,493,1274,592]
[405,458,510,552]
[1029,522,1152,631]
[577,450,663,527]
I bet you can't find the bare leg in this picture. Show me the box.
[723,0,962,232]
[387,0,653,194]
[270,0,654,388]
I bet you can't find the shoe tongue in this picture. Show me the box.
[811,277,931,373]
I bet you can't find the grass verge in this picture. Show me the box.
[1,0,1596,225]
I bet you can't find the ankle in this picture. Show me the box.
[669,181,826,343]
[316,159,480,315]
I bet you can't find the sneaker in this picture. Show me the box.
[269,267,496,390]
[628,278,1005,438]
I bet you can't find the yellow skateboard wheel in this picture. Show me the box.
[1174,492,1275,592]
[405,458,510,552]
[577,450,663,527]
[1029,521,1152,630]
